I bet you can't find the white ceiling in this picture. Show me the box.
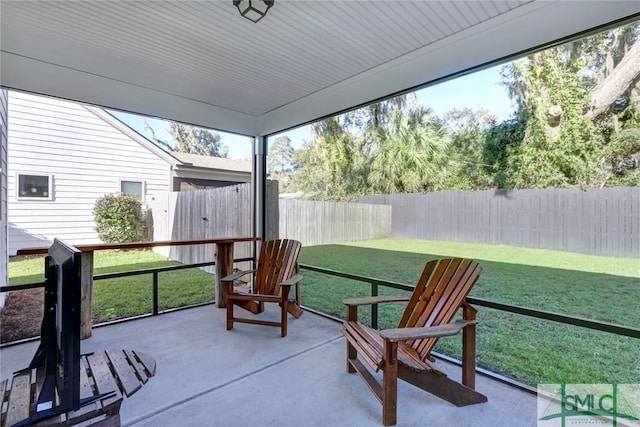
[1,1,639,136]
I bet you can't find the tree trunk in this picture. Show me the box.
[586,40,640,120]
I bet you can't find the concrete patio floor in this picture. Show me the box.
[1,305,537,426]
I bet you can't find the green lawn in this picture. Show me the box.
[8,250,215,323]
[298,239,640,386]
[7,240,639,387]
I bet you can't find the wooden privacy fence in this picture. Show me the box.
[147,183,637,258]
[147,181,279,271]
[279,199,391,246]
[149,184,392,259]
[359,187,639,258]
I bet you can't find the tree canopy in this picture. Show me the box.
[274,21,640,199]
[168,122,229,157]
[268,136,295,192]
[146,120,229,157]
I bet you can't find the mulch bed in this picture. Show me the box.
[0,289,44,343]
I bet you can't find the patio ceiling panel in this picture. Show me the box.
[1,1,639,136]
[259,1,640,135]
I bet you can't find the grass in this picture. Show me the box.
[8,250,215,324]
[6,239,639,386]
[298,239,640,386]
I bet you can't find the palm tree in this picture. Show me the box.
[368,108,451,193]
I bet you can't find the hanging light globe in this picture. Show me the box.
[233,0,274,23]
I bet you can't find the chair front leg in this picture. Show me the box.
[281,286,291,337]
[382,339,398,426]
[226,299,234,331]
[462,302,477,388]
[225,280,234,330]
[346,305,358,373]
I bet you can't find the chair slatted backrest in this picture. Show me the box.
[397,258,481,360]
[254,239,302,296]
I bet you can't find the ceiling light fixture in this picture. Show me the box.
[233,0,274,23]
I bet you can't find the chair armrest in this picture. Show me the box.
[221,269,256,283]
[379,320,477,342]
[281,274,303,287]
[343,296,410,307]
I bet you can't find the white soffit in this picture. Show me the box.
[1,1,639,136]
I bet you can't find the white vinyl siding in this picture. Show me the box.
[1,89,8,293]
[7,91,171,255]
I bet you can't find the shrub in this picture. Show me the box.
[93,194,143,243]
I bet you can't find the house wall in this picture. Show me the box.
[0,89,8,297]
[7,91,171,255]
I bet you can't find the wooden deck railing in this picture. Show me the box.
[12,238,260,338]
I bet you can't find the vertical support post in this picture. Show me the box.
[80,251,94,339]
[253,135,266,243]
[215,242,234,308]
[0,88,7,309]
[462,301,477,388]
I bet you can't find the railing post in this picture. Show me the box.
[152,271,159,315]
[80,251,94,339]
[215,242,234,308]
[371,281,379,329]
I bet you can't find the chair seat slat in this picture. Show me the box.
[343,321,432,372]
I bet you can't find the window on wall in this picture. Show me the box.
[17,173,52,200]
[120,179,144,199]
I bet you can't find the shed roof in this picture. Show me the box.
[169,152,252,173]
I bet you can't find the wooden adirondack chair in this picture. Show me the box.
[222,239,303,337]
[341,258,487,426]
